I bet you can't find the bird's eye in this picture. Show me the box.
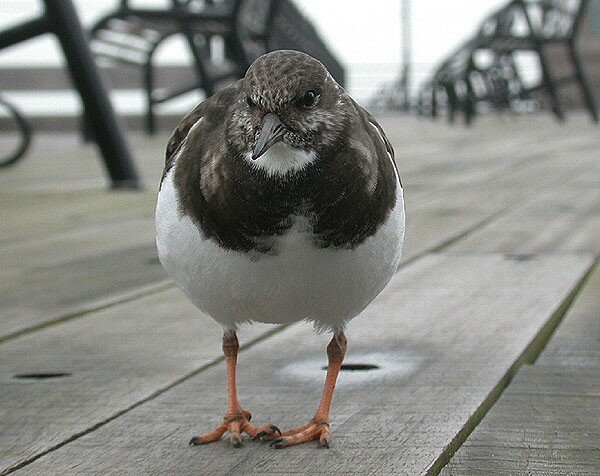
[298,90,319,109]
[246,96,256,108]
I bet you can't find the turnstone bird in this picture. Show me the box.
[155,50,404,449]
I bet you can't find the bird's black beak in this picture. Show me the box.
[252,113,287,160]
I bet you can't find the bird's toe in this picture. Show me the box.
[266,420,330,449]
[231,435,243,448]
[252,424,282,441]
[269,438,287,449]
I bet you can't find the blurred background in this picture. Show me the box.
[0,0,598,186]
[2,0,597,136]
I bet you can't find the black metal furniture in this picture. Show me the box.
[0,0,140,188]
[90,0,245,134]
[90,0,346,133]
[420,0,598,124]
[0,96,31,167]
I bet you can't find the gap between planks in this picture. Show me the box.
[10,254,594,476]
[428,256,598,476]
[0,323,288,476]
[0,192,522,348]
[0,142,577,345]
[0,206,514,475]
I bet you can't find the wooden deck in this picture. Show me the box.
[0,114,598,475]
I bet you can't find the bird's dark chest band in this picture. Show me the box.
[174,153,397,254]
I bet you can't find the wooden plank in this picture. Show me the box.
[12,254,593,476]
[448,181,600,255]
[440,365,600,476]
[0,132,167,193]
[0,244,168,341]
[400,144,599,262]
[0,287,277,475]
[0,189,156,245]
[383,114,600,193]
[0,136,162,338]
[0,218,155,273]
[440,263,600,475]
[0,218,166,339]
[537,260,600,368]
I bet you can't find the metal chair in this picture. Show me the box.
[0,0,139,187]
[90,0,346,133]
[0,96,32,167]
[420,0,597,124]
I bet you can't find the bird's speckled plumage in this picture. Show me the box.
[155,50,404,332]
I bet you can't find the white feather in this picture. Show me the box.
[243,142,317,177]
[155,157,404,332]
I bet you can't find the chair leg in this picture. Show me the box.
[568,41,598,123]
[465,79,476,126]
[144,57,156,135]
[444,84,457,123]
[184,33,215,97]
[537,44,565,121]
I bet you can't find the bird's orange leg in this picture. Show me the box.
[269,332,347,449]
[189,331,280,448]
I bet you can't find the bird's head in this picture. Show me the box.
[228,50,349,166]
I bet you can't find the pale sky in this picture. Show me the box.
[0,0,508,111]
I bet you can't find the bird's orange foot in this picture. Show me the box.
[268,419,331,449]
[189,410,280,448]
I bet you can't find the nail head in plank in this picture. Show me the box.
[0,287,277,474]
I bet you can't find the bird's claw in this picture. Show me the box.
[189,409,278,448]
[231,436,243,448]
[252,424,281,441]
[188,436,204,446]
[269,438,287,449]
[266,420,331,449]
[319,435,330,449]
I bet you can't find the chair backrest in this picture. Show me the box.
[520,0,586,39]
[235,0,274,62]
[265,0,346,86]
[232,0,346,86]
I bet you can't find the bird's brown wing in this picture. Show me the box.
[359,107,401,186]
[161,81,244,188]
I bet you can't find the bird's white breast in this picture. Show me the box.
[244,142,318,176]
[155,164,405,332]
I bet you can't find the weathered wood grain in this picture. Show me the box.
[440,251,600,475]
[448,179,600,255]
[383,113,600,193]
[538,260,600,369]
[0,218,167,339]
[0,218,155,273]
[12,254,592,476]
[0,287,278,475]
[0,245,168,341]
[0,132,167,193]
[440,365,600,476]
[0,189,156,245]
